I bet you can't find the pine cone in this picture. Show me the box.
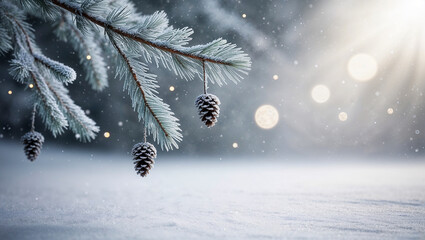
[21,131,44,162]
[195,93,221,127]
[132,142,157,177]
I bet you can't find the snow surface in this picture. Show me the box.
[1,142,425,239]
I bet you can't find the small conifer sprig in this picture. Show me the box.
[0,0,251,150]
[2,1,99,140]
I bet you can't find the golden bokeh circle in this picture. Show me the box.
[255,105,279,129]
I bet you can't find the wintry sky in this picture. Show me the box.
[1,0,425,157]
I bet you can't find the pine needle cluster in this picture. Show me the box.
[0,0,251,150]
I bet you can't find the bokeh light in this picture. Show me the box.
[347,54,378,82]
[104,132,110,138]
[387,108,394,115]
[338,112,348,121]
[232,142,238,148]
[255,105,279,129]
[311,85,330,103]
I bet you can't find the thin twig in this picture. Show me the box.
[202,60,207,94]
[31,104,36,131]
[144,127,147,143]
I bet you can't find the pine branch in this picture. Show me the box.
[47,0,251,84]
[0,24,12,55]
[1,3,67,136]
[2,2,98,140]
[34,53,76,84]
[19,0,60,20]
[44,78,99,142]
[54,12,108,91]
[50,0,232,64]
[9,51,68,137]
[29,70,68,136]
[2,3,75,84]
[106,0,142,23]
[3,0,252,150]
[108,33,182,150]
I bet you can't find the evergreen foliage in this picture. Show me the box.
[0,0,251,150]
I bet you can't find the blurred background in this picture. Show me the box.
[1,0,425,158]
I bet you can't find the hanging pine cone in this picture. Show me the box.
[132,142,157,177]
[21,131,44,162]
[195,93,221,127]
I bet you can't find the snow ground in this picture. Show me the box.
[0,142,425,239]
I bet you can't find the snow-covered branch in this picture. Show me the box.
[108,33,182,150]
[48,0,251,85]
[54,12,108,91]
[1,0,251,151]
[1,1,98,141]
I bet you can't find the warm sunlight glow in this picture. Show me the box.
[347,54,378,82]
[398,0,425,24]
[311,85,330,103]
[255,105,279,129]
